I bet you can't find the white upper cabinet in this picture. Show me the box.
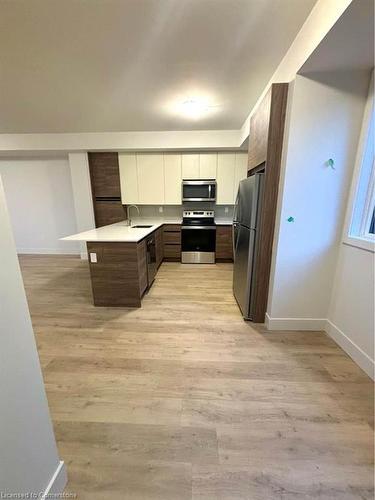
[199,153,217,179]
[216,153,235,204]
[119,151,247,206]
[164,154,182,205]
[137,154,164,204]
[233,153,248,202]
[181,154,200,179]
[119,153,139,204]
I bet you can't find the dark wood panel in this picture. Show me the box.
[94,200,126,228]
[163,231,181,244]
[88,152,121,198]
[216,225,233,261]
[86,242,142,307]
[155,227,163,268]
[250,83,289,323]
[163,224,181,233]
[248,89,272,170]
[137,240,148,296]
[163,244,181,261]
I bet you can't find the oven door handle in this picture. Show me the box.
[181,226,216,230]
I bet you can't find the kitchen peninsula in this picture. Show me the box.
[63,220,180,307]
[63,218,233,307]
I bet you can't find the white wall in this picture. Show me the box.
[267,71,370,322]
[68,153,95,258]
[266,70,373,377]
[239,0,352,143]
[0,157,80,254]
[327,244,374,377]
[0,129,242,153]
[0,176,67,495]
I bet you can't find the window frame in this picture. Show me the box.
[342,71,375,253]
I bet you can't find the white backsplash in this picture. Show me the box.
[129,204,234,221]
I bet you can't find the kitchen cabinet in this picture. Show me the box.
[86,241,147,307]
[181,154,200,179]
[119,151,247,206]
[88,152,121,198]
[137,240,148,296]
[216,153,235,204]
[163,224,181,261]
[119,153,139,204]
[155,226,163,267]
[234,153,248,199]
[88,152,124,228]
[182,153,217,180]
[216,225,233,261]
[137,154,164,204]
[199,153,217,179]
[94,200,126,228]
[248,90,272,170]
[164,154,182,204]
[216,153,247,204]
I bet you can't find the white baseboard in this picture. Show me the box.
[41,461,67,499]
[325,320,374,380]
[265,313,374,380]
[265,313,326,331]
[17,248,80,255]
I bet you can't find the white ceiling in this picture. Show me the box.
[300,0,374,74]
[0,0,317,133]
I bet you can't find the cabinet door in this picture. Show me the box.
[119,153,139,204]
[216,225,233,260]
[181,154,199,179]
[164,154,182,204]
[199,153,217,179]
[137,154,165,204]
[88,152,121,198]
[95,200,125,227]
[216,153,235,205]
[137,240,148,296]
[155,227,163,267]
[233,153,248,203]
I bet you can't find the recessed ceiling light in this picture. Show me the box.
[165,93,219,120]
[180,98,209,119]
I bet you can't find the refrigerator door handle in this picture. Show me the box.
[232,222,239,257]
[233,189,239,224]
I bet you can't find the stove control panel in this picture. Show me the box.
[183,210,214,218]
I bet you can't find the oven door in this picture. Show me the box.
[181,226,216,263]
[182,181,216,202]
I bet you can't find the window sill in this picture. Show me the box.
[343,235,375,253]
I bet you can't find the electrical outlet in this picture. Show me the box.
[225,207,229,213]
[90,252,97,263]
[159,206,163,213]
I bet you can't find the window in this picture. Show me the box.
[344,73,375,252]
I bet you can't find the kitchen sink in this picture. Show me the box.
[131,225,153,228]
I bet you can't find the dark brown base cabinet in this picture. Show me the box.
[87,241,147,307]
[163,224,181,261]
[155,226,163,268]
[86,223,235,309]
[216,225,233,261]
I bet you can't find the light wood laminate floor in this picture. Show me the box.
[19,255,374,500]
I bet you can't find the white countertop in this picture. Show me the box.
[215,219,233,225]
[61,218,233,243]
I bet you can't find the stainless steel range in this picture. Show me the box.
[181,210,216,264]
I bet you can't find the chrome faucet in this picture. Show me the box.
[126,204,140,226]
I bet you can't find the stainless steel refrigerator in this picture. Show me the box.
[232,173,264,319]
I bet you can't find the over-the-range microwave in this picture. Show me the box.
[182,179,216,202]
